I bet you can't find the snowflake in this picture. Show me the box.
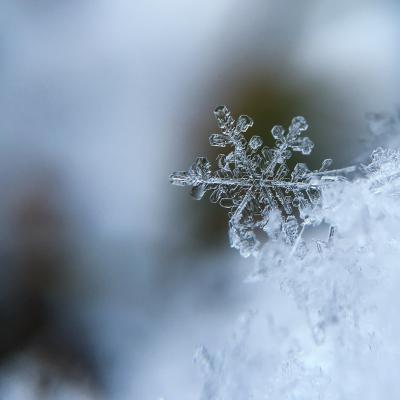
[169,106,355,257]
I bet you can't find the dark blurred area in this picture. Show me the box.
[0,0,398,398]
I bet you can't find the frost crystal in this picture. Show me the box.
[184,148,400,400]
[170,106,355,256]
[169,105,400,399]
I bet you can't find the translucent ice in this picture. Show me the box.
[170,106,352,256]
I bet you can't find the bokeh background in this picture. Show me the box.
[0,1,398,399]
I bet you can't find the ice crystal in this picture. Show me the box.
[169,105,400,400]
[170,106,355,256]
[187,148,400,400]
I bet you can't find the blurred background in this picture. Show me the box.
[0,0,398,398]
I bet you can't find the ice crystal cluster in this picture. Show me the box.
[170,107,400,399]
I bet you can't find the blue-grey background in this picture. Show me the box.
[0,1,398,398]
